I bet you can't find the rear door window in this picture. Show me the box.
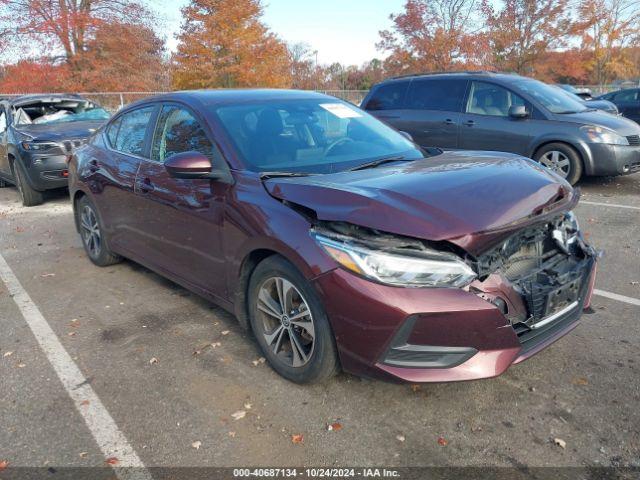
[466,81,526,117]
[406,79,468,112]
[113,106,155,157]
[365,82,408,110]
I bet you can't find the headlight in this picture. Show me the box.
[21,141,61,152]
[580,125,629,145]
[313,233,476,288]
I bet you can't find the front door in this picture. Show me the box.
[458,81,534,156]
[134,104,229,299]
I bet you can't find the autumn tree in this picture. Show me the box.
[377,0,484,74]
[0,0,166,91]
[288,42,317,90]
[481,0,571,75]
[575,0,640,84]
[171,0,291,89]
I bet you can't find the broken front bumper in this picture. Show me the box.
[312,256,597,383]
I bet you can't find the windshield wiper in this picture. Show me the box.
[348,155,415,172]
[260,171,315,180]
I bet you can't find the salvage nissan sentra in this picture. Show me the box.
[68,90,597,384]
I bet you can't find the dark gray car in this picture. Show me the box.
[0,94,110,206]
[362,72,640,184]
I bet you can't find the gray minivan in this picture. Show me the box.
[362,72,640,184]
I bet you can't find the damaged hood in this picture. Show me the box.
[14,121,104,142]
[265,151,576,254]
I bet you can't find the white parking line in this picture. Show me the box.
[0,253,152,480]
[580,200,640,211]
[593,289,640,306]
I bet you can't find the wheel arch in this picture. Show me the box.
[530,139,594,175]
[72,190,87,233]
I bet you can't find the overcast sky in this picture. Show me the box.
[149,0,406,66]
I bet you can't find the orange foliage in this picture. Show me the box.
[171,0,291,89]
[0,61,72,93]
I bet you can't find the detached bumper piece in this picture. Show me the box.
[381,316,477,369]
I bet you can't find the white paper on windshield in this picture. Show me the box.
[319,103,362,118]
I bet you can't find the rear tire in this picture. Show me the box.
[533,143,583,185]
[248,255,339,384]
[13,160,44,206]
[76,196,122,267]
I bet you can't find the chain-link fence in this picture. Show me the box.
[1,85,636,112]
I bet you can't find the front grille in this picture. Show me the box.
[62,138,87,153]
[626,135,640,146]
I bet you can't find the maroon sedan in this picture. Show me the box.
[68,90,597,384]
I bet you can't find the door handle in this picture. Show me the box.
[463,120,475,127]
[139,178,155,193]
[444,119,455,125]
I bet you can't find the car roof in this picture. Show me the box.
[379,71,528,85]
[124,89,335,111]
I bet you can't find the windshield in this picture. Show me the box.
[14,100,111,126]
[517,80,588,114]
[214,99,424,174]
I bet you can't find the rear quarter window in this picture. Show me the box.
[365,82,408,111]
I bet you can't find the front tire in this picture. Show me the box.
[248,256,339,384]
[534,143,583,185]
[13,161,44,206]
[76,196,122,267]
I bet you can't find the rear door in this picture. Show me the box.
[396,78,468,149]
[95,105,157,254]
[458,81,535,155]
[134,103,229,299]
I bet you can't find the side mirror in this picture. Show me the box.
[508,105,529,119]
[398,131,414,141]
[165,151,213,179]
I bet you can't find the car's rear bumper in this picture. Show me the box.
[313,260,597,383]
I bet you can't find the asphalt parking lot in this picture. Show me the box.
[1,175,639,476]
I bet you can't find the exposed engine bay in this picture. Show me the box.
[311,212,597,332]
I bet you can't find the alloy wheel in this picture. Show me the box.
[80,205,102,258]
[539,150,571,178]
[256,276,315,368]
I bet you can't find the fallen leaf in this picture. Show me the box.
[396,434,405,442]
[244,402,252,410]
[105,457,119,465]
[211,342,221,348]
[231,410,246,420]
[40,273,56,278]
[291,434,304,444]
[3,351,13,358]
[572,377,588,386]
[191,441,202,450]
[410,384,421,393]
[149,357,158,365]
[80,400,90,406]
[192,350,201,356]
[17,363,26,368]
[228,431,236,438]
[252,357,266,366]
[437,436,448,446]
[327,422,342,431]
[221,330,230,336]
[67,332,77,337]
[0,460,7,470]
[631,281,639,286]
[79,452,88,458]
[554,438,566,449]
